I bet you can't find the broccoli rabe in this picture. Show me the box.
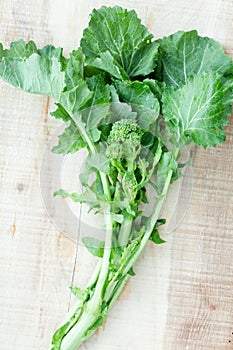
[0,5,232,350]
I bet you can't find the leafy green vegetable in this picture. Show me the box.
[0,5,232,350]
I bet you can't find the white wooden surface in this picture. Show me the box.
[0,1,233,349]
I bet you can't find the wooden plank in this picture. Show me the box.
[0,1,232,350]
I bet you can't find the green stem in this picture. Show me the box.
[60,206,113,350]
[58,111,180,349]
[118,216,133,247]
[107,276,128,309]
[61,260,102,326]
[57,111,114,350]
[121,147,180,276]
[105,148,180,305]
[70,114,96,154]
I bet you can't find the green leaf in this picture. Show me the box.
[65,48,84,89]
[0,40,94,115]
[88,128,101,143]
[69,286,88,300]
[81,75,111,130]
[127,267,136,276]
[81,6,159,78]
[82,236,105,258]
[54,188,100,209]
[162,72,233,147]
[86,51,129,80]
[0,40,65,100]
[110,86,137,122]
[143,79,165,101]
[87,153,110,174]
[149,229,166,244]
[157,30,233,87]
[111,213,124,224]
[60,80,93,115]
[0,40,37,58]
[83,315,106,340]
[52,121,86,154]
[115,81,160,130]
[50,103,70,122]
[119,228,144,267]
[51,322,71,350]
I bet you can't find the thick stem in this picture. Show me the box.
[60,206,113,350]
[54,111,114,350]
[60,169,113,350]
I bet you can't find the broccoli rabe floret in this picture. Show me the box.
[107,119,143,146]
[106,119,143,161]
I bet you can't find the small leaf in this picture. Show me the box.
[50,103,70,122]
[149,229,166,244]
[88,128,101,142]
[52,121,86,154]
[122,171,138,203]
[51,286,89,350]
[127,267,136,276]
[82,236,105,258]
[143,79,165,101]
[115,80,160,130]
[69,286,88,300]
[87,153,110,174]
[111,213,124,223]
[54,188,101,209]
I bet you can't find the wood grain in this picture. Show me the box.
[0,1,233,349]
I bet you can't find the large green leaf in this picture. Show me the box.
[81,6,159,78]
[0,40,65,100]
[157,30,233,87]
[0,40,94,115]
[162,73,233,147]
